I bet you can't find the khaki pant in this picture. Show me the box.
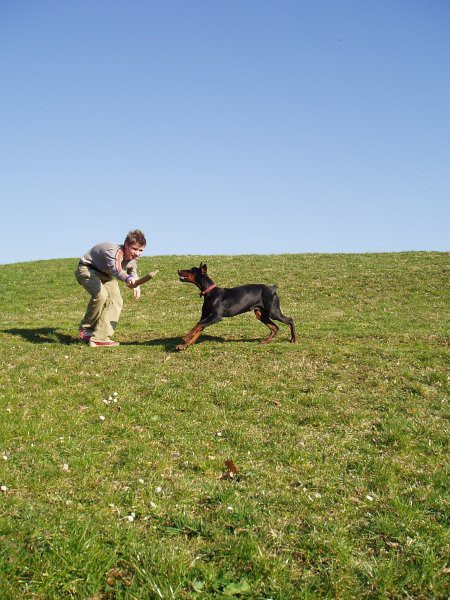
[75,265,123,342]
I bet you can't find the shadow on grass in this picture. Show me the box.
[120,334,263,351]
[1,327,76,345]
[120,335,217,350]
[1,328,262,351]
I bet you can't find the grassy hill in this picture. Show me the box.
[0,252,448,598]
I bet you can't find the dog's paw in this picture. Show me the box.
[176,343,188,351]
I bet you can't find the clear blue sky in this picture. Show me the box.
[1,1,449,264]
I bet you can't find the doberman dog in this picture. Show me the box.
[176,262,296,350]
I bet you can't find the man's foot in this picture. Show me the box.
[79,329,92,343]
[89,340,120,347]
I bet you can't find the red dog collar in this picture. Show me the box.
[202,284,217,296]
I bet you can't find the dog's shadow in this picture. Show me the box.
[120,334,250,351]
[1,328,258,351]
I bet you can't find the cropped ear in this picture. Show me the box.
[199,262,207,274]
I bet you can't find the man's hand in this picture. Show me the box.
[127,270,159,289]
[133,286,141,300]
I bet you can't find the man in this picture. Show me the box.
[75,229,155,347]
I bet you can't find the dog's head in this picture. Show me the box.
[178,262,207,285]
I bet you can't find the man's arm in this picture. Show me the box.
[103,247,130,281]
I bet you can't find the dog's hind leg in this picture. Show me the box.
[254,309,279,344]
[268,296,296,343]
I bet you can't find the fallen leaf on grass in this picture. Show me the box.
[223,580,251,596]
[191,580,205,592]
[106,567,133,587]
[233,527,249,535]
[220,460,239,480]
[225,460,238,474]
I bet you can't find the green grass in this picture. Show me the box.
[0,252,448,599]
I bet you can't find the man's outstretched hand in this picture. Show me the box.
[127,270,159,289]
[128,270,159,300]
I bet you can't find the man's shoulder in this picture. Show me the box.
[91,242,122,254]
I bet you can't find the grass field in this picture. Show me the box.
[0,252,448,599]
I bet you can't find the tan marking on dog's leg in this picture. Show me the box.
[176,324,205,350]
[182,324,200,343]
[255,309,278,344]
[260,322,278,344]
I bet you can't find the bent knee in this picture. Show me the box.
[108,292,124,308]
[94,289,109,304]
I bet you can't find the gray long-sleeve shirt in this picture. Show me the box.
[79,242,139,282]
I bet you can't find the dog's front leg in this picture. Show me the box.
[176,314,222,351]
[176,323,205,351]
[182,324,201,343]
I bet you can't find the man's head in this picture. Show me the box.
[124,229,147,261]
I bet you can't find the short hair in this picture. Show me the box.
[125,229,147,247]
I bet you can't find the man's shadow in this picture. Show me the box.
[1,327,76,345]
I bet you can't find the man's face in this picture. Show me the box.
[124,242,145,261]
